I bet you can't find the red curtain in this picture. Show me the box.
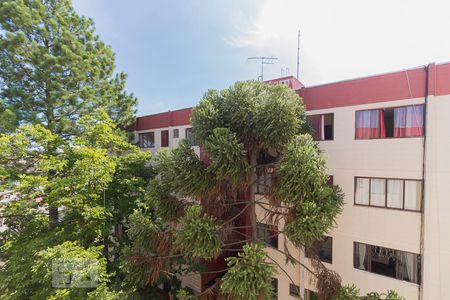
[309,115,323,140]
[394,105,424,137]
[356,110,383,139]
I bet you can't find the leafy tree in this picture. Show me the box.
[0,0,137,134]
[334,285,404,300]
[126,81,345,299]
[0,0,139,226]
[0,111,151,299]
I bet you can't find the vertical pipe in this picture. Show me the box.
[419,64,429,300]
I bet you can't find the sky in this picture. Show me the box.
[73,0,450,116]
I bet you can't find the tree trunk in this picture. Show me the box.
[250,152,257,242]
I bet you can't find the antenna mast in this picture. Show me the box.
[248,56,278,81]
[296,30,300,79]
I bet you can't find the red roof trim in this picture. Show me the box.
[134,107,192,131]
[133,62,450,130]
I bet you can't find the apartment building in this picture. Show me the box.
[131,63,450,300]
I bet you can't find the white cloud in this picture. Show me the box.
[227,0,450,85]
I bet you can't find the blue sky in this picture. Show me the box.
[73,0,450,116]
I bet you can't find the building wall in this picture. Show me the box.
[133,124,200,156]
[422,93,450,300]
[132,62,450,300]
[304,97,424,299]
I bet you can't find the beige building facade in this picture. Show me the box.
[133,63,450,299]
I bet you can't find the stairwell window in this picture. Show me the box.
[271,278,278,297]
[355,105,424,139]
[306,236,333,264]
[139,132,155,148]
[354,177,422,211]
[307,113,334,140]
[257,222,278,248]
[354,242,421,284]
[185,128,198,146]
[289,284,300,297]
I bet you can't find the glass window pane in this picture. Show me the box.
[404,181,422,211]
[370,179,386,206]
[370,246,397,279]
[387,180,403,209]
[354,242,368,270]
[355,178,370,205]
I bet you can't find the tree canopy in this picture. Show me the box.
[0,0,137,134]
[126,81,345,299]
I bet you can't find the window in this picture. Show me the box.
[327,175,334,187]
[271,278,278,297]
[354,177,422,211]
[370,178,386,207]
[305,289,319,300]
[307,113,334,141]
[256,167,273,195]
[354,242,421,284]
[289,284,300,297]
[173,128,179,138]
[161,130,169,147]
[257,222,278,248]
[404,180,422,211]
[185,128,198,146]
[139,132,154,148]
[355,105,424,139]
[306,236,333,264]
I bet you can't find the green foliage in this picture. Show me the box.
[333,285,405,300]
[175,204,222,259]
[221,243,276,300]
[274,134,328,204]
[0,111,150,298]
[155,141,214,198]
[334,284,360,300]
[274,134,344,246]
[176,289,198,300]
[191,81,304,151]
[0,0,137,134]
[203,128,250,186]
[363,290,404,300]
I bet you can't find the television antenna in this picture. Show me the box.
[248,56,278,81]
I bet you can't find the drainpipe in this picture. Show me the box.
[419,64,430,300]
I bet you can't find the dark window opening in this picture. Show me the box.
[289,284,300,297]
[323,113,334,140]
[271,278,278,297]
[161,130,169,147]
[173,128,179,138]
[257,222,278,248]
[307,113,334,141]
[327,175,334,187]
[353,242,421,284]
[256,152,278,195]
[185,128,198,146]
[384,108,394,137]
[306,236,333,264]
[139,132,155,148]
[305,289,319,300]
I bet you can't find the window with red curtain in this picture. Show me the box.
[394,105,424,137]
[355,109,386,139]
[308,114,323,140]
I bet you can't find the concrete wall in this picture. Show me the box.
[300,98,424,299]
[133,124,200,156]
[422,93,450,300]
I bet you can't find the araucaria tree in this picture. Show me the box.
[127,81,346,299]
